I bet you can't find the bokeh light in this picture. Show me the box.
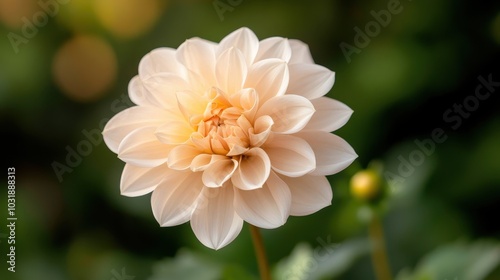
[52,35,117,102]
[94,0,163,39]
[0,0,38,29]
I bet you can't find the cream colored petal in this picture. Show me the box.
[304,97,353,132]
[215,47,247,96]
[151,171,203,227]
[244,58,289,103]
[287,63,335,100]
[167,144,202,170]
[191,186,243,250]
[217,27,259,66]
[103,106,169,154]
[289,39,314,64]
[155,120,194,145]
[296,131,357,176]
[139,47,184,79]
[202,158,238,188]
[249,115,274,147]
[234,171,291,229]
[278,174,332,216]
[231,148,271,190]
[142,73,190,110]
[117,127,171,167]
[255,94,315,134]
[263,134,315,177]
[255,37,292,62]
[176,38,216,87]
[190,154,227,172]
[175,90,208,122]
[128,76,150,107]
[120,163,171,197]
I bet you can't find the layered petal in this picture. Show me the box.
[231,148,271,190]
[141,73,189,110]
[120,163,170,197]
[191,186,243,250]
[118,127,171,167]
[103,106,169,153]
[244,58,289,102]
[202,158,238,188]
[287,63,335,100]
[255,94,315,134]
[217,27,259,66]
[215,47,247,96]
[139,47,183,79]
[279,174,332,216]
[296,131,357,176]
[155,120,194,145]
[288,39,314,64]
[234,171,291,229]
[304,97,353,132]
[167,144,202,170]
[263,134,316,177]
[176,38,216,87]
[151,171,203,226]
[255,37,292,62]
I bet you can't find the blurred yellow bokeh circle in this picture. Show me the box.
[0,0,39,29]
[350,170,382,202]
[52,35,117,102]
[94,0,162,39]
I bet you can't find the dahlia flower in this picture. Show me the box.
[103,27,357,249]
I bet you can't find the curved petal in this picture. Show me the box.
[249,115,273,147]
[191,186,243,250]
[278,174,332,216]
[215,47,247,96]
[202,158,238,188]
[234,171,291,229]
[296,131,357,176]
[155,119,194,145]
[151,171,203,227]
[304,97,353,132]
[139,47,184,79]
[167,144,202,170]
[217,27,259,66]
[128,76,150,106]
[190,154,227,172]
[263,134,315,177]
[141,73,190,110]
[287,63,335,100]
[289,39,314,64]
[256,94,315,134]
[255,37,292,62]
[103,106,169,153]
[118,127,171,167]
[176,38,216,87]
[231,148,271,190]
[244,58,289,103]
[120,163,170,197]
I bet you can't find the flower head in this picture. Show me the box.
[103,27,357,249]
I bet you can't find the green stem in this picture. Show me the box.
[249,224,271,280]
[368,214,392,280]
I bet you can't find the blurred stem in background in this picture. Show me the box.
[250,224,271,280]
[369,214,392,280]
[351,165,392,280]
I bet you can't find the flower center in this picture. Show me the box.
[190,89,253,157]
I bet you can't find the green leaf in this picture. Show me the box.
[149,249,222,280]
[273,238,370,280]
[395,240,500,280]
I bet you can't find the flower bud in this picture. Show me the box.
[350,170,382,202]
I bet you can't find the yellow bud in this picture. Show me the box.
[350,170,382,201]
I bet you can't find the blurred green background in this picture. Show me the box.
[1,0,499,279]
